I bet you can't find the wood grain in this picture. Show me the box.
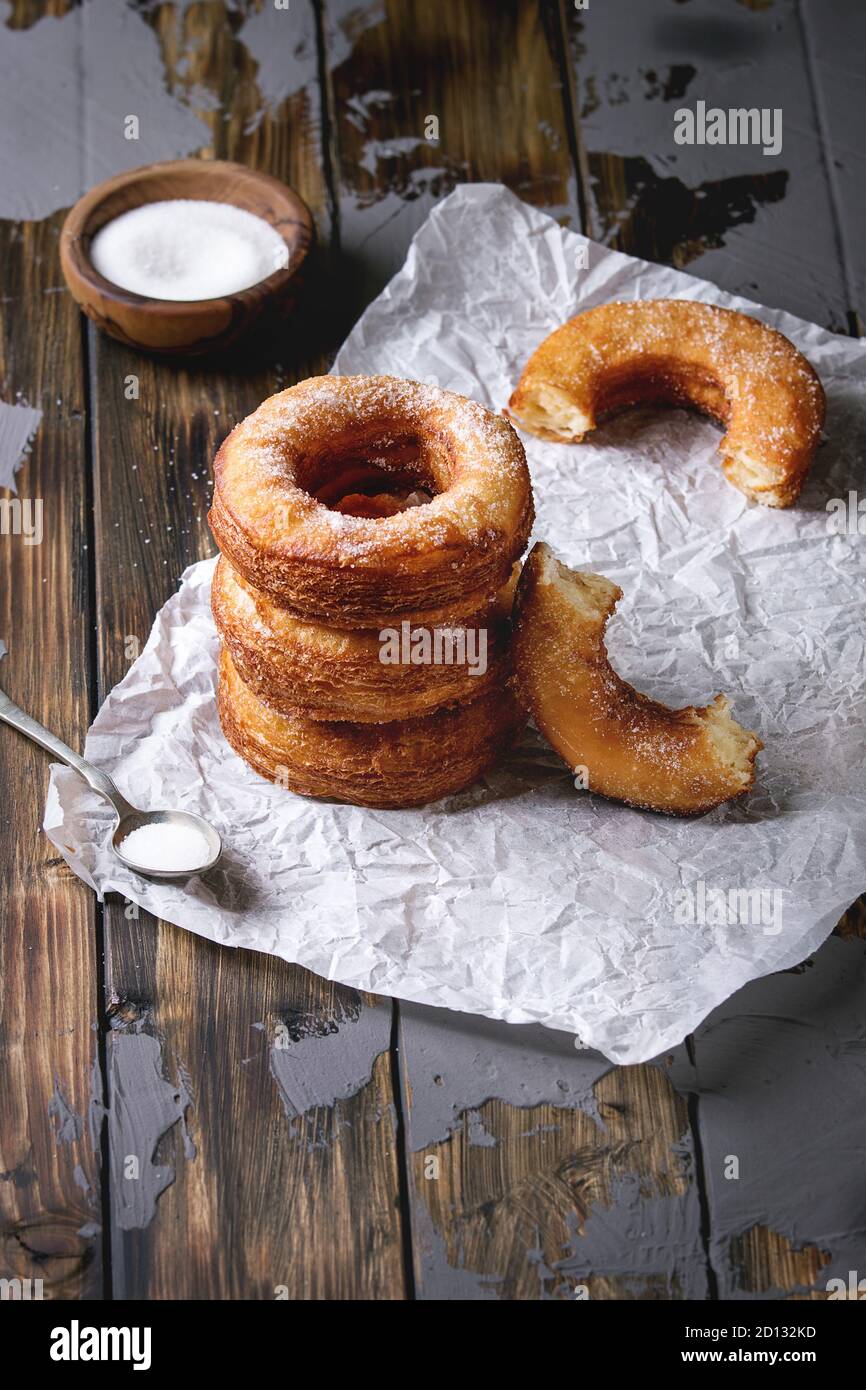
[60,159,313,355]
[3,0,863,1304]
[325,0,579,322]
[319,0,709,1300]
[0,203,102,1299]
[400,1012,707,1301]
[560,0,848,329]
[86,0,405,1300]
[559,0,866,1301]
[677,936,866,1301]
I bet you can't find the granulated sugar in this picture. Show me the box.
[118,821,212,872]
[90,199,289,301]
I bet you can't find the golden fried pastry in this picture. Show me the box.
[209,375,534,627]
[212,557,516,723]
[508,300,825,507]
[218,648,526,809]
[513,543,762,815]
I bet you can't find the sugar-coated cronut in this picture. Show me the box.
[513,543,763,816]
[212,556,517,723]
[217,648,526,809]
[508,300,825,507]
[209,375,534,627]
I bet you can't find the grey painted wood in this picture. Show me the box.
[800,0,866,327]
[562,0,866,1302]
[564,0,849,329]
[318,0,717,1301]
[2,0,863,1301]
[671,937,866,1299]
[0,2,103,1301]
[399,1007,709,1300]
[322,0,581,325]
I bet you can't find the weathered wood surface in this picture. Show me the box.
[563,0,866,1302]
[1,0,864,1302]
[326,0,580,316]
[562,0,849,330]
[323,0,710,1301]
[87,0,405,1299]
[399,1009,707,1300]
[0,200,102,1297]
[800,0,866,331]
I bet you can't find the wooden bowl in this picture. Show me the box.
[60,159,314,357]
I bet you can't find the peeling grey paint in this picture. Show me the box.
[236,0,320,114]
[0,0,209,220]
[72,1163,91,1195]
[403,1006,707,1300]
[566,0,846,324]
[0,1160,36,1188]
[399,1004,610,1150]
[325,0,386,73]
[269,1000,391,1134]
[465,1110,497,1148]
[88,1050,106,1154]
[670,936,866,1299]
[411,1197,503,1302]
[0,400,41,492]
[106,1031,194,1231]
[555,1172,708,1299]
[48,1079,84,1145]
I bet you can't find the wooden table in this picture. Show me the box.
[1,0,864,1301]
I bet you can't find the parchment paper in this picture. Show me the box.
[44,185,866,1064]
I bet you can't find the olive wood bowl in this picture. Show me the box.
[60,159,314,357]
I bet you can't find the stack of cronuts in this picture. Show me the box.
[209,375,534,808]
[207,303,827,820]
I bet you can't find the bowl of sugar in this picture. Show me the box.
[60,159,314,356]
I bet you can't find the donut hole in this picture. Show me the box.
[594,361,730,428]
[298,433,452,518]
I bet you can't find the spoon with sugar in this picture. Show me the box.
[0,686,221,879]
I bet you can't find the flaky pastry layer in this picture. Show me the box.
[212,557,516,723]
[513,543,763,815]
[210,375,534,626]
[218,647,526,809]
[508,300,825,507]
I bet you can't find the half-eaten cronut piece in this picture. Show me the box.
[507,300,825,507]
[513,543,763,816]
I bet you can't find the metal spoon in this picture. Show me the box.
[0,686,222,879]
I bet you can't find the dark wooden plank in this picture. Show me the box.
[399,1009,707,1300]
[0,196,102,1298]
[321,0,712,1300]
[835,897,866,943]
[324,0,580,325]
[670,937,866,1300]
[561,0,866,1298]
[561,0,849,329]
[800,0,866,329]
[87,0,405,1299]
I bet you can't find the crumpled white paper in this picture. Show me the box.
[44,184,866,1064]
